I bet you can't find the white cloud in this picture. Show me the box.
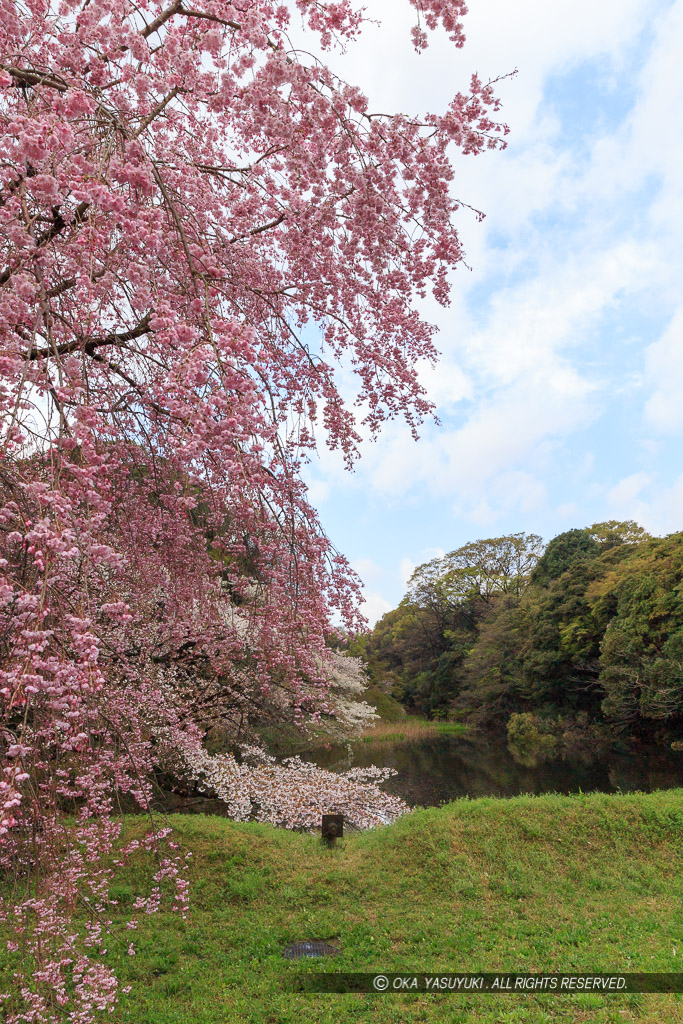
[580,3,683,221]
[606,472,683,536]
[454,470,548,526]
[299,0,683,610]
[644,309,683,433]
[463,243,661,384]
[607,471,652,508]
[359,360,597,501]
[351,557,383,585]
[399,556,415,589]
[305,478,331,505]
[358,590,392,626]
[417,355,472,412]
[325,0,655,125]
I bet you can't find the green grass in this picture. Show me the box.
[360,719,468,743]
[3,790,682,1023]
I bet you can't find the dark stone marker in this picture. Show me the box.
[282,940,340,959]
[321,813,344,844]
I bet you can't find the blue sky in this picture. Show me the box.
[300,0,683,622]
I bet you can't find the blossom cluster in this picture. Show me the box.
[170,741,409,830]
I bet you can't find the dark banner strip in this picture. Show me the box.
[292,973,683,994]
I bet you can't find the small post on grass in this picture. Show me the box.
[321,813,344,846]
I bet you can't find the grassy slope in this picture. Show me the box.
[3,791,682,1023]
[110,792,681,1022]
[361,688,406,723]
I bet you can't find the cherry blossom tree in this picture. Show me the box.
[0,0,509,1017]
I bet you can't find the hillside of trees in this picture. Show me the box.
[356,523,683,756]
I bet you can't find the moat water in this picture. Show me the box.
[304,731,683,807]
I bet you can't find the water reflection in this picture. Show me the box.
[305,733,683,807]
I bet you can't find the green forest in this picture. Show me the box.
[354,522,683,762]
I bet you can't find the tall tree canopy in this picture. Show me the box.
[366,533,543,716]
[0,1,508,1018]
[365,522,683,752]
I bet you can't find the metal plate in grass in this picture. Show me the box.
[282,940,340,959]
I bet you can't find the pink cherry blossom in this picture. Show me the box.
[0,0,508,1019]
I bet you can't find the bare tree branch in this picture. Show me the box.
[27,312,152,360]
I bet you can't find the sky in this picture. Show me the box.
[299,0,683,624]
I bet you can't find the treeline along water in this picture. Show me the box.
[305,732,683,808]
[355,526,683,753]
